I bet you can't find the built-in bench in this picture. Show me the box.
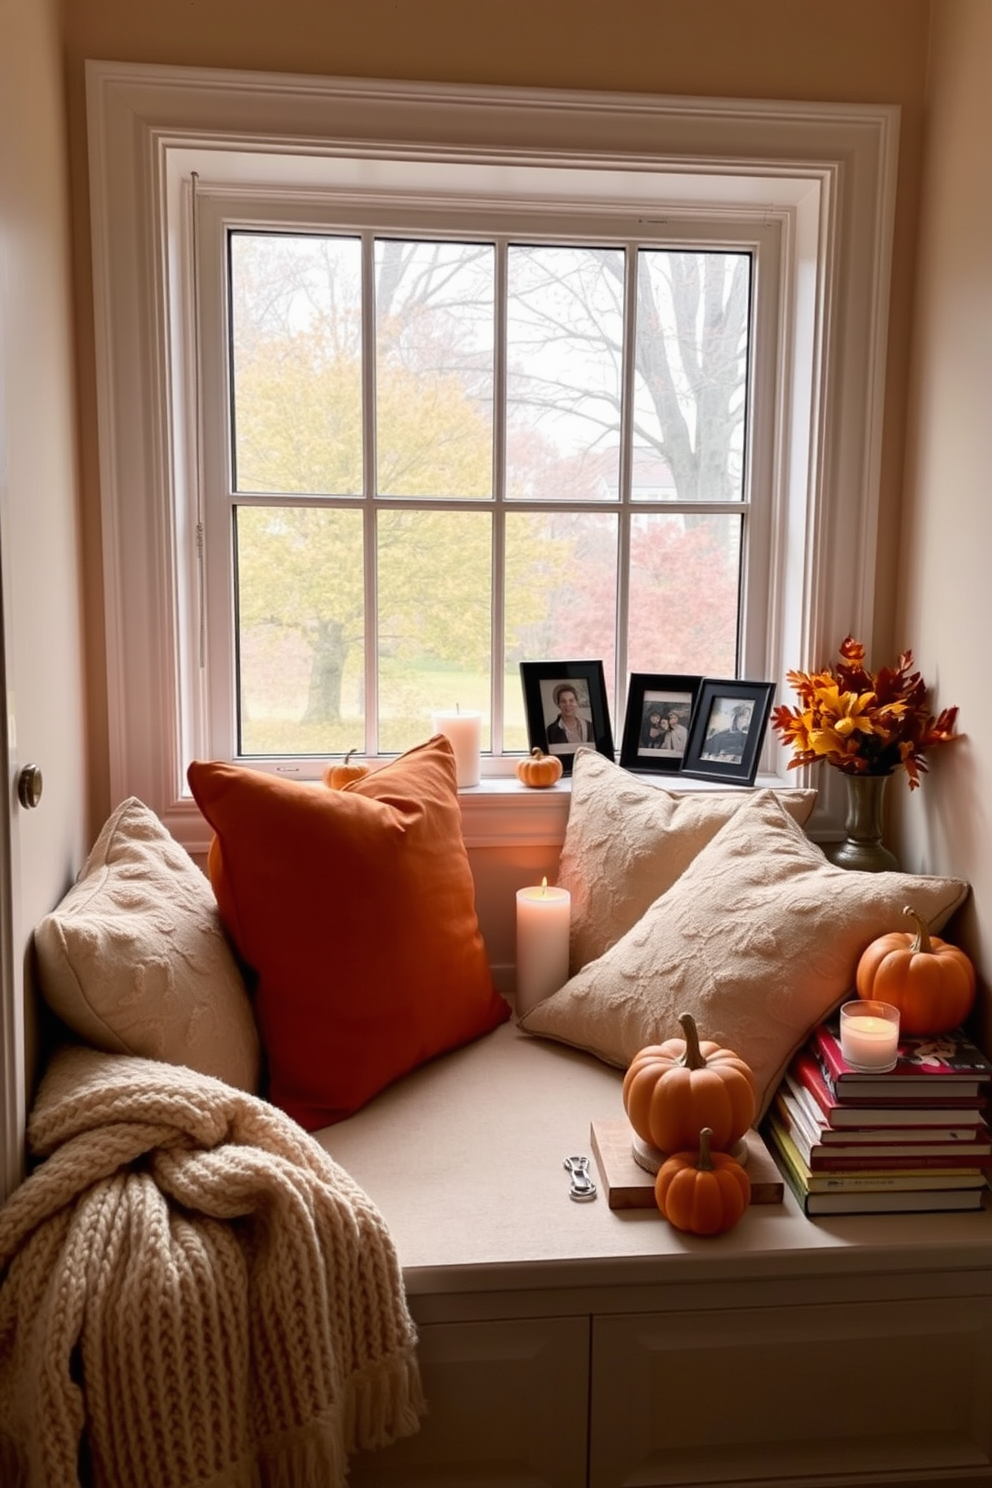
[320,1019,992,1488]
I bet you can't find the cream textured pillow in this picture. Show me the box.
[559,747,818,971]
[522,789,968,1121]
[33,797,261,1091]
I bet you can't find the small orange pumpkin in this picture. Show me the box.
[856,904,976,1034]
[515,747,564,789]
[654,1127,751,1236]
[621,1013,756,1154]
[322,749,371,790]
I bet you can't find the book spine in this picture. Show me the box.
[765,1122,815,1214]
[776,1144,816,1216]
[807,1150,992,1171]
[766,1117,989,1193]
[824,1078,983,1101]
[775,1098,992,1164]
[811,1044,984,1108]
[804,1188,985,1215]
[829,1106,981,1127]
[810,1024,847,1085]
[774,1088,820,1151]
[811,1020,992,1083]
[804,1170,987,1192]
[790,1053,982,1126]
[814,1124,987,1145]
[766,1117,814,1183]
[790,1053,837,1121]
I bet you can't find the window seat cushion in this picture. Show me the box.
[314,1015,991,1297]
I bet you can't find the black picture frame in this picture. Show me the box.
[680,678,776,786]
[619,673,703,773]
[519,660,614,776]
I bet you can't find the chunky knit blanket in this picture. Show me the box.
[0,1046,425,1488]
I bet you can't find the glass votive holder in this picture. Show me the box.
[839,1000,901,1072]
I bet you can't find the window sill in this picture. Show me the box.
[168,768,808,854]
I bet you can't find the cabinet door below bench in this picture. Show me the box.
[349,1315,590,1488]
[590,1297,992,1488]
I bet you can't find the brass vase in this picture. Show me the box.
[827,771,899,873]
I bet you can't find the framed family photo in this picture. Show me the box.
[681,678,776,786]
[619,674,702,773]
[519,660,614,775]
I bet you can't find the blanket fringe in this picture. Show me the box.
[256,1420,349,1488]
[347,1348,428,1454]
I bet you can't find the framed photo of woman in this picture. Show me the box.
[619,674,702,773]
[519,660,614,776]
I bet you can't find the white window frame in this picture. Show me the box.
[197,199,779,772]
[85,63,899,853]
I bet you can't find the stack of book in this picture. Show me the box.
[766,1017,992,1215]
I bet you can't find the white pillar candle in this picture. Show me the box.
[515,878,571,1018]
[431,710,482,788]
[839,1000,900,1071]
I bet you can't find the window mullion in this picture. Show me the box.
[491,239,508,757]
[614,241,639,714]
[361,230,379,756]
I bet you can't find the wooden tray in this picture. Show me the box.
[590,1118,784,1209]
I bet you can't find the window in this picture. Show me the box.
[201,210,764,766]
[86,63,898,847]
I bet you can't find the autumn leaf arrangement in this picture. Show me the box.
[771,636,958,789]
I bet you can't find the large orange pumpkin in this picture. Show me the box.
[621,1012,756,1154]
[515,747,564,789]
[856,904,976,1034]
[654,1127,751,1236]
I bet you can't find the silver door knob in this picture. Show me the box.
[17,765,43,810]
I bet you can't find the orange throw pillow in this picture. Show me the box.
[188,737,509,1129]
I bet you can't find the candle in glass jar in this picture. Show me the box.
[431,709,482,788]
[839,1000,900,1071]
[515,878,571,1018]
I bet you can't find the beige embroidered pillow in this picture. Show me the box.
[559,748,818,971]
[523,790,968,1122]
[34,797,261,1091]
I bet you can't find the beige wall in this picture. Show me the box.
[62,0,932,834]
[0,0,89,1190]
[894,0,992,1044]
[0,0,89,914]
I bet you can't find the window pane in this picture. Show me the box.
[506,245,624,500]
[375,240,494,498]
[235,506,365,755]
[377,509,492,753]
[632,251,751,502]
[505,510,618,747]
[228,240,751,764]
[627,512,741,675]
[230,233,363,495]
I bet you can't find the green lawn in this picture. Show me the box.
[241,664,530,758]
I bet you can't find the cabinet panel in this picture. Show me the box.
[349,1314,590,1488]
[590,1298,992,1487]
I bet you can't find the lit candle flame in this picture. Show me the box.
[540,876,548,895]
